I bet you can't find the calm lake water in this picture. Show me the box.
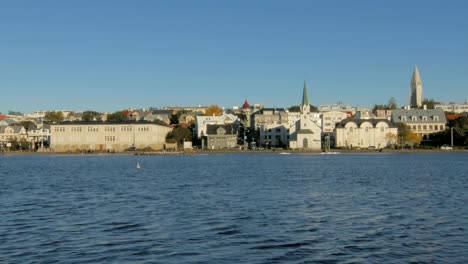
[1,153,468,263]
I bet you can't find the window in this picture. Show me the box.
[349,127,354,132]
[422,116,428,121]
[418,125,421,130]
[433,116,439,121]
[401,116,407,121]
[429,125,433,130]
[365,127,369,132]
[440,125,444,130]
[423,125,427,130]
[412,116,417,121]
[275,128,281,132]
[412,125,416,130]
[381,127,385,132]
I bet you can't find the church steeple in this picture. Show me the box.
[301,81,310,113]
[409,65,423,108]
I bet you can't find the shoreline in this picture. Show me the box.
[1,148,467,156]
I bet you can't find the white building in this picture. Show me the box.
[0,126,28,147]
[435,101,468,114]
[50,121,172,152]
[391,109,447,140]
[335,119,398,149]
[195,113,238,138]
[321,111,348,133]
[288,82,322,150]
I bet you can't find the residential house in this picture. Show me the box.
[143,110,172,124]
[195,113,239,139]
[205,124,239,149]
[0,126,28,147]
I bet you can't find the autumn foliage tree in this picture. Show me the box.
[44,111,64,123]
[396,122,422,148]
[205,105,222,116]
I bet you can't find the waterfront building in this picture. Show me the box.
[335,119,398,149]
[435,101,468,114]
[50,121,172,152]
[409,65,423,108]
[251,108,291,148]
[205,124,239,149]
[27,124,51,149]
[391,109,447,140]
[288,81,322,149]
[0,126,28,146]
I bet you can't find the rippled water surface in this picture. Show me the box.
[1,153,468,263]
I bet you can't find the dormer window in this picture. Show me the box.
[422,116,428,121]
[401,116,407,122]
[412,116,417,121]
[433,116,439,121]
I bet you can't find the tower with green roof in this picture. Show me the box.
[301,80,310,113]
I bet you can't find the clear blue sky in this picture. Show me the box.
[1,0,467,113]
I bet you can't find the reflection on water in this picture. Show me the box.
[1,153,468,263]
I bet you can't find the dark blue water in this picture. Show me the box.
[1,153,468,263]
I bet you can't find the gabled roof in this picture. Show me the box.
[206,124,239,135]
[391,109,447,123]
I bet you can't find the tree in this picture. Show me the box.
[166,126,192,146]
[8,110,23,116]
[44,111,64,123]
[406,132,422,148]
[422,98,437,109]
[385,133,398,147]
[106,111,128,121]
[15,121,36,131]
[396,122,421,147]
[205,105,222,116]
[387,97,397,109]
[288,105,318,112]
[288,106,301,112]
[372,104,387,112]
[82,111,102,121]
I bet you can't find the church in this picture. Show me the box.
[288,82,322,149]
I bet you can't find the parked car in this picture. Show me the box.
[441,145,453,150]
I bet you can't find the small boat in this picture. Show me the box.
[278,152,291,155]
[136,162,141,169]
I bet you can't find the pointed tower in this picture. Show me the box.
[301,81,310,113]
[409,65,423,108]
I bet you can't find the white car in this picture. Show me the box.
[441,145,453,150]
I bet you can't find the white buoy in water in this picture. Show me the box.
[136,162,141,169]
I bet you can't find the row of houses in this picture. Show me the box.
[1,82,460,152]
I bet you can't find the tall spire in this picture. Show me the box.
[301,81,310,113]
[302,80,309,106]
[409,65,423,108]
